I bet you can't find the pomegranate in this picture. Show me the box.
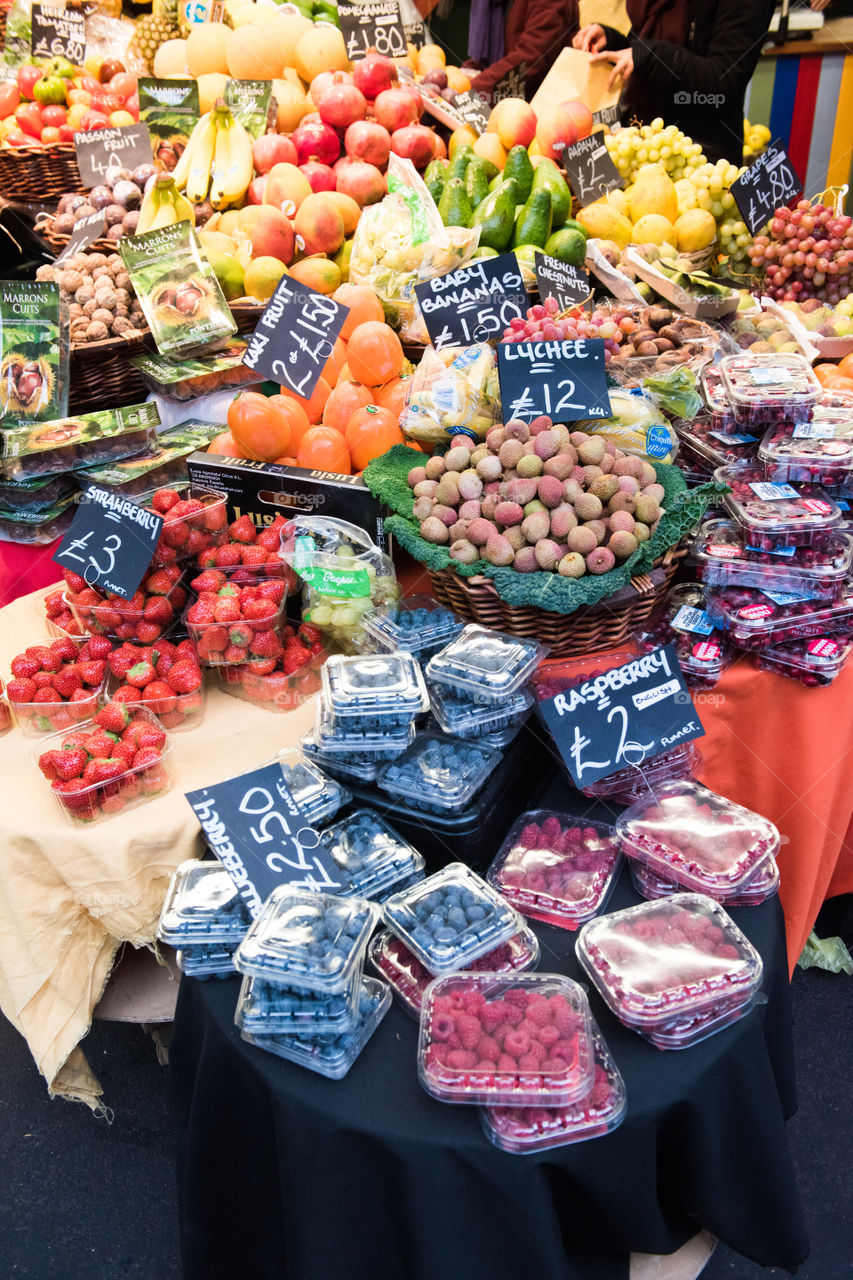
[291,119,341,167]
[317,76,367,130]
[351,53,397,101]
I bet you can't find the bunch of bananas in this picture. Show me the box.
[174,99,254,211]
[136,175,196,233]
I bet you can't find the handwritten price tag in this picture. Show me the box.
[53,485,163,599]
[74,124,153,189]
[414,253,528,349]
[731,140,802,235]
[534,251,591,310]
[242,276,349,400]
[338,0,407,60]
[496,336,611,423]
[560,134,623,205]
[32,3,85,63]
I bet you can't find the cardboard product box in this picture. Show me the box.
[186,451,389,550]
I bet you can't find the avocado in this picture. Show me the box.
[438,177,473,228]
[543,227,588,266]
[502,144,535,202]
[447,145,474,183]
[472,178,520,251]
[424,157,448,204]
[531,158,572,227]
[512,188,552,249]
[465,158,490,210]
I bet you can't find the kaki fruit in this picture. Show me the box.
[227,391,307,462]
[344,404,405,470]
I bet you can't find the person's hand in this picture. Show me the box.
[573,23,607,53]
[810,0,831,11]
[590,47,634,91]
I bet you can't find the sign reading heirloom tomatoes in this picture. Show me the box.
[53,485,163,600]
[537,644,705,787]
[242,276,349,399]
[496,336,611,422]
[32,2,85,63]
[414,254,528,349]
[185,763,344,918]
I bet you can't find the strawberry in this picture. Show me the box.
[243,598,277,623]
[33,687,62,704]
[80,635,112,662]
[143,597,174,626]
[32,671,56,690]
[50,637,79,663]
[62,731,91,752]
[110,738,137,766]
[89,759,126,787]
[228,515,257,544]
[222,644,247,663]
[249,630,283,658]
[154,650,174,677]
[53,748,88,781]
[190,569,225,594]
[83,756,112,784]
[53,667,83,699]
[171,498,204,519]
[213,545,243,568]
[198,627,228,656]
[95,701,132,734]
[187,599,217,625]
[282,647,310,675]
[69,686,95,704]
[10,653,40,680]
[216,582,240,598]
[26,644,61,672]
[143,680,178,712]
[126,659,155,689]
[257,529,281,553]
[297,622,323,645]
[112,684,143,706]
[175,639,197,662]
[162,520,189,548]
[214,598,241,624]
[166,659,203,694]
[228,622,253,649]
[136,622,165,644]
[135,725,167,752]
[241,545,269,567]
[61,569,87,593]
[52,778,98,818]
[151,488,181,514]
[203,501,227,532]
[245,656,277,677]
[86,729,118,759]
[185,529,210,557]
[7,677,37,703]
[37,749,61,779]
[108,644,138,680]
[79,660,106,686]
[258,580,287,606]
[145,568,177,596]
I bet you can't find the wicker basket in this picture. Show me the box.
[427,546,685,657]
[69,330,152,415]
[38,213,115,257]
[0,143,86,206]
[230,301,264,335]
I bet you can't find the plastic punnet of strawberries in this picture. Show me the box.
[146,487,229,567]
[195,513,298,593]
[108,638,204,729]
[43,587,84,638]
[185,571,288,665]
[218,621,327,711]
[36,702,172,824]
[7,636,111,735]
[62,565,187,643]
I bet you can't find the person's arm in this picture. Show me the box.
[630,0,774,99]
[474,0,579,97]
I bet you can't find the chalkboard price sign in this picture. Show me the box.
[534,251,591,311]
[185,763,344,918]
[496,336,611,423]
[75,124,154,189]
[53,486,163,600]
[338,0,407,60]
[731,140,802,235]
[414,253,528,349]
[537,644,705,787]
[560,133,623,205]
[242,276,349,400]
[32,2,85,63]
[56,210,107,262]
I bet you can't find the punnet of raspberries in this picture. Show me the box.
[218,621,327,711]
[62,565,187,643]
[145,487,228,567]
[418,972,596,1107]
[7,636,111,735]
[43,588,84,638]
[108,638,204,730]
[36,703,171,824]
[195,513,298,592]
[185,574,288,665]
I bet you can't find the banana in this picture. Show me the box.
[209,107,254,210]
[135,183,162,235]
[148,197,179,231]
[185,112,218,205]
[172,110,212,191]
[173,190,196,226]
[208,111,233,211]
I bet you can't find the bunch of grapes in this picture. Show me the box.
[675,159,743,223]
[604,119,706,183]
[838,293,853,319]
[748,200,853,303]
[501,299,634,362]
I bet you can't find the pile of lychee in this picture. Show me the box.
[406,416,665,579]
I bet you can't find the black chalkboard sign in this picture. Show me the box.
[414,253,528,349]
[496,335,611,423]
[403,17,425,47]
[592,103,620,129]
[75,124,154,189]
[492,62,526,101]
[731,140,802,235]
[560,133,623,205]
[185,763,344,918]
[56,210,107,262]
[537,644,705,787]
[534,251,591,310]
[242,276,349,400]
[53,485,163,599]
[32,2,85,63]
[450,90,491,135]
[338,0,407,60]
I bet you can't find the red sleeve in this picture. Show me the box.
[474,0,579,98]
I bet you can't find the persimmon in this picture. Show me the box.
[227,392,301,462]
[322,379,373,432]
[345,404,405,470]
[266,393,313,452]
[375,374,411,419]
[295,425,352,473]
[320,336,348,388]
[346,322,403,386]
[332,283,385,339]
[837,353,853,380]
[813,363,843,387]
[821,375,853,393]
[207,430,246,458]
[277,376,331,425]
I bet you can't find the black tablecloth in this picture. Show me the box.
[170,870,808,1280]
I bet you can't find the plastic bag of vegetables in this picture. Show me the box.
[579,387,679,463]
[399,343,499,445]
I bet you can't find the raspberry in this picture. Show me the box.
[502,1002,524,1026]
[553,1002,578,1037]
[431,1013,455,1041]
[716,944,742,960]
[476,1034,500,1062]
[537,1024,559,1048]
[589,1082,612,1109]
[497,1054,517,1072]
[525,1039,547,1062]
[517,1053,541,1071]
[503,1029,530,1058]
[446,1050,477,1071]
[454,1013,482,1050]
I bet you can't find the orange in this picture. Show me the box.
[836,353,853,380]
[332,283,385,339]
[277,376,331,425]
[227,392,304,462]
[813,363,842,387]
[322,379,373,432]
[295,425,352,473]
[266,393,313,451]
[375,374,411,420]
[346,322,404,387]
[207,430,246,457]
[821,374,853,393]
[344,404,405,470]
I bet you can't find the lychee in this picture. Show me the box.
[503,477,538,505]
[431,504,458,527]
[534,538,563,571]
[481,495,499,521]
[521,510,551,543]
[543,452,577,481]
[444,445,471,472]
[467,517,496,547]
[505,419,530,442]
[413,479,437,499]
[516,454,544,478]
[609,492,636,515]
[642,483,665,503]
[586,546,616,574]
[612,455,643,478]
[537,474,564,508]
[598,453,615,474]
[638,461,658,487]
[513,546,538,572]
[609,510,635,533]
[457,469,484,502]
[523,499,545,516]
[449,539,478,564]
[412,496,433,521]
[563,479,584,505]
[448,520,471,542]
[577,437,606,465]
[534,429,561,460]
[608,531,638,559]
[470,445,490,466]
[566,525,597,555]
[459,499,482,521]
[570,431,589,449]
[476,455,502,483]
[633,494,660,524]
[494,501,524,527]
[425,456,446,480]
[486,426,507,451]
[434,475,460,507]
[528,415,553,436]
[582,465,604,485]
[558,552,586,578]
[504,526,527,551]
[550,504,578,540]
[616,475,639,496]
[484,533,515,566]
[634,521,651,542]
[420,517,449,544]
[585,519,607,545]
[590,475,619,502]
[499,439,525,469]
[407,466,427,487]
[573,492,603,521]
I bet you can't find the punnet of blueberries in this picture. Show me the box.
[236,969,363,1038]
[426,625,545,704]
[363,595,464,662]
[158,860,252,946]
[427,681,534,738]
[313,699,416,759]
[320,809,425,902]
[376,733,501,814]
[321,652,429,728]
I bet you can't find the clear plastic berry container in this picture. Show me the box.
[755,634,853,686]
[577,894,764,1048]
[320,809,425,902]
[481,1026,627,1153]
[759,423,853,488]
[33,705,172,826]
[235,967,362,1037]
[184,578,288,667]
[381,862,521,975]
[699,363,736,433]
[1,403,160,481]
[9,666,108,736]
[719,352,821,428]
[216,657,323,713]
[488,813,621,931]
[120,682,205,733]
[580,742,701,802]
[705,584,853,650]
[715,463,843,550]
[233,885,379,994]
[177,943,239,980]
[38,587,84,639]
[299,733,379,785]
[629,854,779,907]
[418,972,595,1107]
[427,682,534,738]
[158,860,252,946]
[142,485,229,568]
[0,471,77,512]
[313,699,416,759]
[376,732,501,815]
[321,652,428,728]
[425,625,545,704]
[676,416,759,468]
[368,925,540,1019]
[615,779,779,897]
[637,583,734,690]
[690,518,853,602]
[262,747,351,827]
[64,569,188,644]
[240,975,391,1080]
[363,595,465,663]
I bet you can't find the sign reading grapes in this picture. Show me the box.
[731,141,802,236]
